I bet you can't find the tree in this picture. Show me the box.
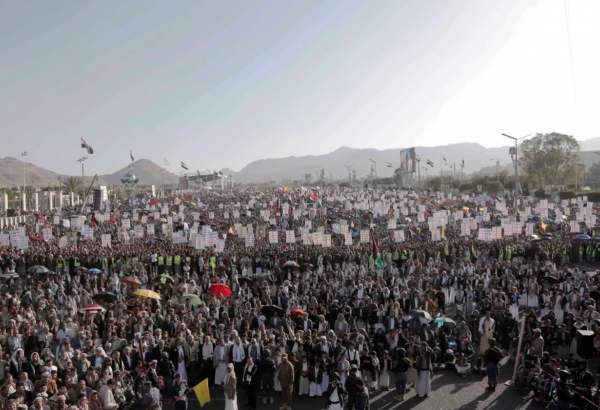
[519,132,580,188]
[61,176,82,194]
[585,162,600,188]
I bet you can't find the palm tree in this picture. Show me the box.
[61,176,82,195]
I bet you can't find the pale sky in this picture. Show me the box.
[1,0,599,175]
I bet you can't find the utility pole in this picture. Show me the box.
[78,156,88,206]
[416,157,421,189]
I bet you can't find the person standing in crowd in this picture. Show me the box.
[242,357,258,410]
[345,365,361,410]
[478,311,495,370]
[224,364,237,410]
[483,338,503,392]
[171,373,188,410]
[415,341,433,399]
[325,372,345,410]
[393,348,411,401]
[278,353,295,410]
[354,379,369,410]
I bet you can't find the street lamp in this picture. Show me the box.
[78,156,88,204]
[501,133,532,197]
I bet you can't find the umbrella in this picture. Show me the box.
[87,268,102,275]
[261,305,284,317]
[542,275,561,284]
[575,234,592,241]
[410,310,433,321]
[93,292,118,304]
[290,308,305,317]
[209,283,232,298]
[156,274,175,285]
[132,289,161,300]
[79,303,106,314]
[0,272,19,280]
[283,261,300,268]
[238,276,254,285]
[122,276,142,287]
[180,294,202,306]
[27,265,49,274]
[434,316,456,328]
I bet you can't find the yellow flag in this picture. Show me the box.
[193,378,211,407]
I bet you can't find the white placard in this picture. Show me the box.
[285,230,295,244]
[269,230,279,244]
[100,233,112,248]
[42,228,53,241]
[359,229,370,244]
[569,220,580,233]
[344,232,353,246]
[393,230,405,243]
[477,228,492,241]
[59,236,69,249]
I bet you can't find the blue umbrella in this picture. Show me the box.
[88,268,102,274]
[575,234,592,241]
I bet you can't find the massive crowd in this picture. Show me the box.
[0,187,599,410]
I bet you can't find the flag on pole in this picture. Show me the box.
[21,151,27,157]
[192,378,211,406]
[426,159,434,167]
[130,150,135,162]
[180,161,189,170]
[81,138,94,154]
[442,157,447,164]
[384,162,392,168]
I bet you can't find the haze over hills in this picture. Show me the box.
[0,158,179,189]
[234,143,514,183]
[3,139,600,188]
[0,157,62,188]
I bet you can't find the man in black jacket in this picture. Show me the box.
[242,356,259,410]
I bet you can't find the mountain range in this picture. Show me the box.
[2,138,600,188]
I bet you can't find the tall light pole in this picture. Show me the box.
[78,156,88,204]
[21,152,27,186]
[502,133,532,197]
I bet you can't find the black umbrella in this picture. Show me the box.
[261,305,284,317]
[542,275,561,284]
[238,276,254,285]
[93,292,118,304]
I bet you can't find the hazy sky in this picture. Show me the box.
[1,0,599,175]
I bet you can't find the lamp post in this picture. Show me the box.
[78,156,88,205]
[501,134,521,197]
[501,133,533,196]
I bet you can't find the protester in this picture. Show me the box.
[483,338,503,392]
[0,187,598,410]
[223,364,237,410]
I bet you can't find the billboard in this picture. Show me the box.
[399,148,416,173]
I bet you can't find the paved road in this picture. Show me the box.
[187,364,539,410]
